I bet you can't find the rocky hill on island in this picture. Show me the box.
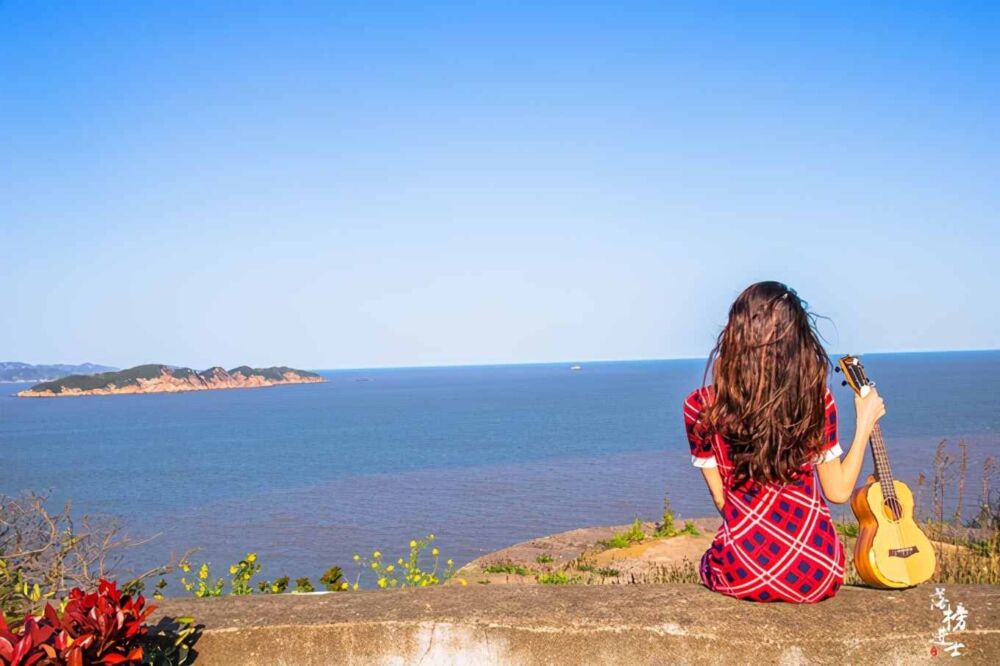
[16,364,323,397]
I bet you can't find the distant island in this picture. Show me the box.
[0,361,118,384]
[16,364,323,398]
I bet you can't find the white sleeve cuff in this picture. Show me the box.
[815,443,843,464]
[691,454,718,469]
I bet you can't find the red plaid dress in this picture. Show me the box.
[684,386,846,603]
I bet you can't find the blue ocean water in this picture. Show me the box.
[1,352,997,587]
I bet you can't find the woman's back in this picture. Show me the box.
[685,385,846,603]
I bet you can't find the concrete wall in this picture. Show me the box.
[154,584,1000,665]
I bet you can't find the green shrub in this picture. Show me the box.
[680,520,700,536]
[294,577,315,593]
[257,576,289,594]
[835,520,859,538]
[179,562,225,598]
[482,561,530,576]
[229,553,261,595]
[535,553,554,564]
[603,517,646,549]
[654,495,678,537]
[536,571,576,585]
[653,494,700,537]
[320,566,348,591]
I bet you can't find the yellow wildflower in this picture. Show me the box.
[340,582,349,590]
[353,554,361,561]
[409,540,417,549]
[352,582,359,591]
[386,564,395,572]
[373,551,382,559]
[378,577,387,588]
[371,562,380,570]
[247,553,257,563]
[229,565,238,575]
[446,559,454,566]
[431,548,439,557]
[427,533,435,540]
[458,578,468,587]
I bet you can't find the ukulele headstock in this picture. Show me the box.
[836,354,874,398]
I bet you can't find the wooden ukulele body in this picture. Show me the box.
[850,474,936,588]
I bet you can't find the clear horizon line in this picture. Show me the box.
[308,346,1000,373]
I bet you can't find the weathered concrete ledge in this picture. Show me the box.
[154,584,999,664]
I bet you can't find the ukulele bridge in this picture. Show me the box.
[889,546,918,558]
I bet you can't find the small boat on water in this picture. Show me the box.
[569,365,582,371]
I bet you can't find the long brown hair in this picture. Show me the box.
[701,281,830,487]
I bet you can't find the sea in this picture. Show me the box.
[1,351,997,589]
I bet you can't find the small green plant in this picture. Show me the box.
[536,571,576,585]
[229,552,261,595]
[595,567,620,577]
[1,558,57,620]
[680,520,700,536]
[535,553,554,564]
[575,562,595,572]
[257,576,289,594]
[153,577,168,600]
[603,517,646,549]
[835,520,859,538]
[652,494,700,538]
[320,566,349,591]
[180,561,225,598]
[655,494,678,537]
[143,614,200,666]
[294,577,315,593]
[482,561,530,576]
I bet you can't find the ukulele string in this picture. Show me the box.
[852,364,906,545]
[873,425,906,547]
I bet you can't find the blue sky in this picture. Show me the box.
[1,1,997,369]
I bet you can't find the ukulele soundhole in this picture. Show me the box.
[881,497,903,521]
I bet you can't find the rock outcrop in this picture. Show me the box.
[452,518,721,586]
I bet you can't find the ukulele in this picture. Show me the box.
[836,354,936,589]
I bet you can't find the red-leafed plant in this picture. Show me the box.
[54,580,153,665]
[0,614,56,666]
[0,580,155,666]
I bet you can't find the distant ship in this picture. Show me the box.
[569,365,582,371]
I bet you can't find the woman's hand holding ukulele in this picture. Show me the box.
[854,387,886,437]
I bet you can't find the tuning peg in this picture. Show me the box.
[834,366,841,373]
[841,380,848,386]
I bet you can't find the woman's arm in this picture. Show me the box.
[684,388,726,513]
[816,388,886,503]
[700,466,726,514]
